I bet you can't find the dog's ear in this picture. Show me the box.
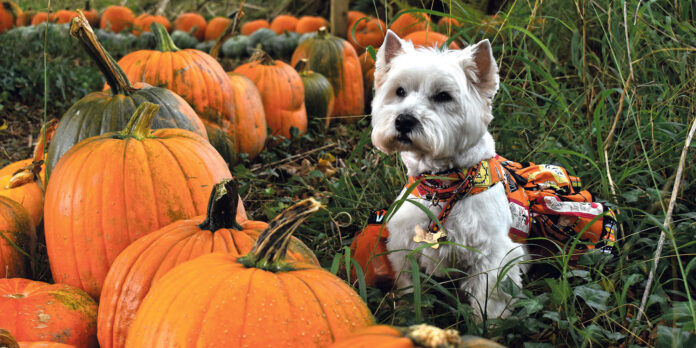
[461,39,499,99]
[374,30,405,89]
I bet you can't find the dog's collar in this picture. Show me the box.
[406,157,504,246]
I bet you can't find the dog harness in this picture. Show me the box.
[349,155,618,288]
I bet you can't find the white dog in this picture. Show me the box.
[371,30,528,320]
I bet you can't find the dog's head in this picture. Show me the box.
[370,31,499,159]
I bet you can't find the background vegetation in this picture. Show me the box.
[1,0,694,347]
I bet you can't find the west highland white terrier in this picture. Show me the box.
[371,30,528,320]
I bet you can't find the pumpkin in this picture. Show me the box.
[15,8,35,27]
[0,329,77,348]
[100,6,135,33]
[221,34,248,59]
[0,160,44,228]
[270,14,298,34]
[234,51,307,138]
[240,18,269,35]
[0,1,20,32]
[347,17,386,54]
[245,27,276,55]
[296,15,329,33]
[389,11,430,38]
[0,198,35,278]
[132,13,170,36]
[44,102,232,299]
[97,179,316,348]
[296,59,334,126]
[222,73,267,157]
[54,9,76,24]
[0,279,97,347]
[169,29,197,48]
[45,14,206,179]
[291,26,364,120]
[359,51,375,113]
[125,198,374,347]
[267,30,300,61]
[30,12,54,26]
[403,30,460,49]
[329,324,505,348]
[174,12,206,41]
[205,16,231,41]
[348,10,367,27]
[437,16,461,31]
[116,23,255,163]
[80,1,99,27]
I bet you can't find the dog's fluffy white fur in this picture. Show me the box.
[371,30,528,320]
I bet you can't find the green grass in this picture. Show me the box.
[1,0,695,347]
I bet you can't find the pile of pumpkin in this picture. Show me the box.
[0,4,508,347]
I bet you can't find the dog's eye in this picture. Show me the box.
[433,91,453,103]
[396,87,406,97]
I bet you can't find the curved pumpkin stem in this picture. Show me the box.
[239,198,321,271]
[119,102,159,139]
[0,328,20,348]
[294,58,310,74]
[249,48,275,66]
[198,179,243,232]
[152,22,180,52]
[70,11,136,96]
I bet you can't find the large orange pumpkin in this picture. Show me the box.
[403,30,460,49]
[240,18,269,35]
[1,1,21,32]
[97,179,317,348]
[99,6,135,33]
[389,11,430,38]
[234,51,307,138]
[347,17,386,54]
[132,13,170,36]
[125,198,374,347]
[270,14,297,34]
[173,12,206,41]
[115,23,254,162]
[44,102,232,299]
[223,72,267,157]
[291,27,364,121]
[0,279,97,348]
[0,198,35,278]
[329,324,504,348]
[296,15,329,33]
[205,16,231,41]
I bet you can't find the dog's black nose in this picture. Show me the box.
[395,114,418,134]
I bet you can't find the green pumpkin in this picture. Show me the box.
[245,27,276,55]
[195,40,216,53]
[295,59,334,127]
[137,31,156,49]
[46,15,207,179]
[170,30,198,49]
[268,31,299,61]
[221,35,249,59]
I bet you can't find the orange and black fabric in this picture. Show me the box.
[350,155,618,287]
[349,210,395,290]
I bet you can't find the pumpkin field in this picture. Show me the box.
[0,0,695,347]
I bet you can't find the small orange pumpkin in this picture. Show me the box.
[295,15,329,33]
[97,180,316,348]
[0,279,97,347]
[404,30,460,49]
[205,16,232,40]
[54,9,77,24]
[348,10,367,27]
[80,1,99,27]
[0,198,35,278]
[234,51,307,138]
[270,14,298,34]
[30,12,55,25]
[389,11,430,38]
[348,17,386,54]
[125,198,374,347]
[100,6,135,33]
[240,18,269,35]
[15,8,35,27]
[132,13,170,36]
[174,12,206,41]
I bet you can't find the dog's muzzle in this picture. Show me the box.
[395,114,418,143]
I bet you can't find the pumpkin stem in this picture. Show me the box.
[152,22,180,52]
[119,102,159,139]
[317,26,329,38]
[403,324,462,348]
[294,58,310,74]
[84,0,91,11]
[198,179,243,232]
[249,48,275,65]
[239,198,321,271]
[70,11,136,96]
[0,328,20,348]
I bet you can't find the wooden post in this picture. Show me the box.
[330,0,349,38]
